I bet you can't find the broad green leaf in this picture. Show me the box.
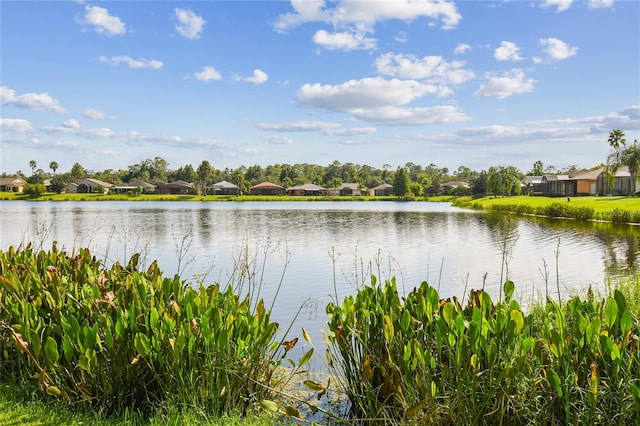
[503,280,515,301]
[510,309,524,334]
[44,336,59,364]
[134,333,151,358]
[383,314,394,342]
[548,369,563,397]
[604,298,618,329]
[303,380,325,392]
[620,310,632,336]
[299,348,313,367]
[261,400,280,413]
[442,302,455,328]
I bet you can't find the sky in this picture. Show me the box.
[1,0,639,176]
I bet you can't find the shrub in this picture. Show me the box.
[324,277,640,424]
[0,244,288,416]
[22,183,46,198]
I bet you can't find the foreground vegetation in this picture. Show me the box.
[455,195,640,224]
[1,244,639,424]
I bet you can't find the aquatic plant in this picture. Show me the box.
[0,243,296,417]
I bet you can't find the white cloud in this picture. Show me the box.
[256,120,376,136]
[540,0,573,12]
[494,41,522,61]
[79,5,126,36]
[265,135,294,145]
[539,37,578,61]
[473,69,536,99]
[297,77,438,112]
[83,108,108,119]
[61,119,80,129]
[588,0,614,8]
[454,42,470,55]
[274,0,462,32]
[352,105,469,126]
[1,118,34,133]
[312,29,377,51]
[192,66,222,82]
[237,69,269,84]
[0,86,66,113]
[98,56,164,69]
[374,52,474,85]
[174,8,206,40]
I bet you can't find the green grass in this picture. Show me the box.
[455,195,640,214]
[0,383,277,426]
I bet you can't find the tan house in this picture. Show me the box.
[74,178,113,194]
[210,180,239,195]
[0,177,27,192]
[286,183,327,196]
[570,168,602,196]
[339,182,362,196]
[250,181,285,196]
[156,180,194,195]
[370,183,393,196]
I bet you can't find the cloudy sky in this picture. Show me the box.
[1,0,638,175]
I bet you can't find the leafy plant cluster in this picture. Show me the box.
[0,243,291,417]
[324,277,640,425]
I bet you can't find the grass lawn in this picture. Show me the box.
[455,195,640,214]
[0,384,277,426]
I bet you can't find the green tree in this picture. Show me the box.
[49,161,58,176]
[232,168,244,196]
[393,167,410,197]
[487,166,522,197]
[529,160,544,176]
[70,162,87,181]
[197,160,213,195]
[606,129,640,195]
[23,183,46,197]
[29,160,37,176]
[608,128,626,150]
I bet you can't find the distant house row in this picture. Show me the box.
[522,167,638,197]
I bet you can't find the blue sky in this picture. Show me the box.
[1,0,639,176]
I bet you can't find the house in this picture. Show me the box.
[441,181,470,193]
[286,183,327,196]
[570,168,602,196]
[65,182,79,193]
[0,177,27,192]
[210,180,239,195]
[540,175,576,197]
[522,176,543,195]
[76,178,113,194]
[112,180,156,194]
[339,182,361,196]
[370,183,393,196]
[596,166,638,195]
[250,181,285,196]
[156,180,194,195]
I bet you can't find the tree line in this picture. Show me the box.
[7,129,638,197]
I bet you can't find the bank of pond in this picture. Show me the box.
[1,244,638,425]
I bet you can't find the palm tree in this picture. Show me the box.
[608,128,626,150]
[197,160,213,195]
[487,166,522,197]
[49,161,58,176]
[607,134,640,195]
[29,160,37,176]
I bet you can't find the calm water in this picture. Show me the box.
[2,200,639,357]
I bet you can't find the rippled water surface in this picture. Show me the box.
[2,200,639,356]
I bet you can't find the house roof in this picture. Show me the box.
[371,183,393,190]
[0,177,26,186]
[78,178,113,188]
[543,174,570,182]
[251,181,284,189]
[211,180,238,189]
[522,176,543,185]
[569,168,603,180]
[287,183,326,191]
[128,180,156,189]
[340,182,360,190]
[158,180,194,188]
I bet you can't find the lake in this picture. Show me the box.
[1,200,638,360]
